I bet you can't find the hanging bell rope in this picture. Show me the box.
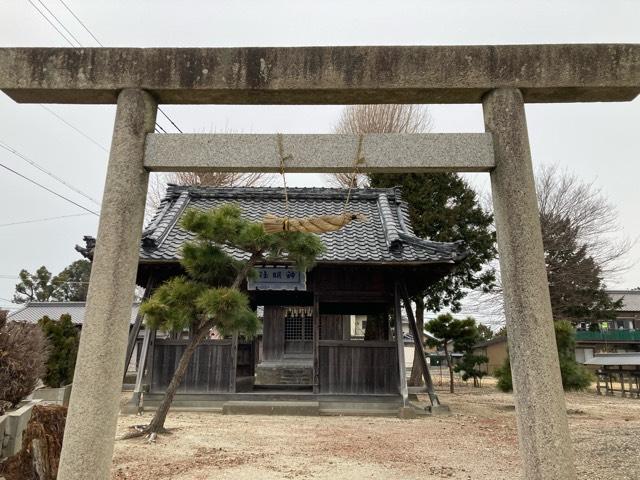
[262,134,367,234]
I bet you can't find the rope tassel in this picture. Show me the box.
[263,212,367,233]
[265,133,367,234]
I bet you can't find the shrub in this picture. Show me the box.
[38,314,80,388]
[0,321,50,412]
[494,358,513,392]
[494,320,593,392]
[0,404,67,480]
[454,353,489,387]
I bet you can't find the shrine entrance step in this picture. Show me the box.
[222,400,320,416]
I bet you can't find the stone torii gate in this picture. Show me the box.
[1,44,639,480]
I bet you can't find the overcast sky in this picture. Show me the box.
[1,1,639,313]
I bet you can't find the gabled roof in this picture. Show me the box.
[7,302,140,325]
[138,186,467,265]
[474,336,508,349]
[607,290,640,312]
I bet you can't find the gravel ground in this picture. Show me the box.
[111,385,640,480]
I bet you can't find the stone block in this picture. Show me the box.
[1,400,41,458]
[31,384,72,407]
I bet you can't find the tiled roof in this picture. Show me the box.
[139,186,467,265]
[473,336,508,349]
[608,290,640,312]
[8,302,140,325]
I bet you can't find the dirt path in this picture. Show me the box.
[111,386,640,479]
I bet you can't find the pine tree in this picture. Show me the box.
[425,314,482,393]
[454,353,488,388]
[38,314,80,388]
[127,204,324,439]
[13,267,56,303]
[542,214,621,322]
[13,260,92,303]
[51,260,91,302]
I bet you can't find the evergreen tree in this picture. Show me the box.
[370,173,496,386]
[495,320,593,392]
[425,314,482,393]
[128,204,323,439]
[13,260,92,303]
[454,353,488,388]
[477,323,494,342]
[13,267,56,303]
[542,214,621,323]
[51,260,91,302]
[38,314,80,388]
[369,173,496,312]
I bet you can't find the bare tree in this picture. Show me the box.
[328,104,433,188]
[536,164,633,279]
[329,105,439,387]
[476,164,634,321]
[145,127,271,221]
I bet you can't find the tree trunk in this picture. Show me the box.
[146,326,210,434]
[408,297,425,387]
[444,343,454,393]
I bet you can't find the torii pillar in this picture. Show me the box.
[56,89,157,480]
[484,88,576,479]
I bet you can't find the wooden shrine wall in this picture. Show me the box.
[150,339,253,393]
[317,340,399,394]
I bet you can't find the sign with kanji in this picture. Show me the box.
[247,267,306,291]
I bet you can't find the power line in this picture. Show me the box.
[158,108,183,133]
[0,161,99,216]
[25,0,77,47]
[35,0,83,46]
[0,276,90,285]
[0,140,101,206]
[57,0,103,46]
[39,105,109,153]
[0,213,92,228]
[48,1,184,134]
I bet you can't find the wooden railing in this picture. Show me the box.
[317,340,399,394]
[576,330,640,343]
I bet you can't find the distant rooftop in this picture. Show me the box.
[8,302,140,325]
[607,290,640,312]
[584,353,640,367]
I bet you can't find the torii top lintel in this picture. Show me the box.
[1,44,639,104]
